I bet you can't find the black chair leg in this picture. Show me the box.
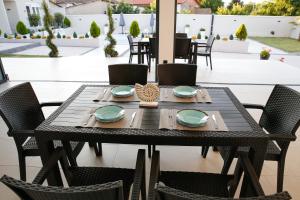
[221,150,235,175]
[91,142,102,156]
[277,159,285,192]
[62,141,78,167]
[205,56,208,66]
[213,146,218,151]
[18,154,26,181]
[88,142,93,147]
[201,146,209,158]
[129,54,132,63]
[209,55,213,70]
[148,145,152,158]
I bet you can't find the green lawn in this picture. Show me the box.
[250,37,300,53]
[0,54,49,58]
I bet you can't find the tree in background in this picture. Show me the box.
[54,12,64,28]
[63,17,71,28]
[104,6,118,57]
[199,0,224,13]
[90,21,101,38]
[28,14,40,27]
[130,21,140,38]
[112,2,139,14]
[290,0,300,15]
[143,0,156,13]
[251,0,294,16]
[16,21,29,35]
[227,0,244,9]
[42,0,58,57]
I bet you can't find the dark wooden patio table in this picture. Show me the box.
[35,85,268,197]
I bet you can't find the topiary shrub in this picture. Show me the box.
[57,32,61,39]
[29,14,40,27]
[130,20,140,38]
[73,32,77,38]
[63,35,66,39]
[229,34,234,40]
[104,5,118,57]
[16,21,29,35]
[63,17,71,28]
[14,33,17,38]
[197,33,201,39]
[54,12,64,28]
[90,21,101,38]
[42,0,58,57]
[0,29,2,36]
[36,35,41,39]
[216,34,221,40]
[4,33,8,38]
[205,36,208,39]
[235,24,247,41]
[85,33,89,38]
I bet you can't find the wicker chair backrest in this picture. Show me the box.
[0,175,124,200]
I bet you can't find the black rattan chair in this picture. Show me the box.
[176,33,188,38]
[158,63,197,86]
[147,37,157,71]
[204,85,300,193]
[127,35,148,64]
[0,147,146,200]
[0,82,98,181]
[175,38,192,63]
[148,151,292,200]
[196,34,215,70]
[109,64,148,85]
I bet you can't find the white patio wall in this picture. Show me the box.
[66,14,296,38]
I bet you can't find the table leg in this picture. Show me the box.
[36,136,63,186]
[193,44,198,64]
[240,141,268,197]
[138,43,142,64]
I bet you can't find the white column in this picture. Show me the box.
[0,0,12,34]
[157,0,176,64]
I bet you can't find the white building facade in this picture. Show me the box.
[0,0,64,34]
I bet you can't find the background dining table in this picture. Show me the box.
[35,85,268,197]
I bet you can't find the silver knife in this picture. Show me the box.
[130,112,137,127]
[101,89,107,101]
[212,114,218,130]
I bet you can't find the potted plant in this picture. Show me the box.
[235,24,247,41]
[184,24,190,34]
[130,21,140,38]
[90,21,101,38]
[260,48,271,60]
[216,34,220,40]
[200,28,206,39]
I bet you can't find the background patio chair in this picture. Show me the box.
[108,64,148,85]
[176,33,188,38]
[148,151,292,200]
[203,85,300,193]
[174,38,192,63]
[0,82,99,181]
[196,34,215,70]
[0,147,146,200]
[127,35,148,64]
[147,37,157,71]
[157,63,197,86]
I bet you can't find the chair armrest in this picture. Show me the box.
[8,130,35,137]
[131,149,146,200]
[243,103,265,111]
[148,151,160,200]
[238,153,265,196]
[32,147,68,184]
[268,134,297,142]
[40,102,63,108]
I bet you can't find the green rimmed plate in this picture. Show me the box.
[173,86,197,98]
[94,105,125,123]
[111,86,134,98]
[176,109,209,128]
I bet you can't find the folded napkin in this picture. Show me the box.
[159,88,212,103]
[159,109,228,132]
[93,87,140,102]
[79,108,144,129]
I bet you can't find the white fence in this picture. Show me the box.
[66,14,297,38]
